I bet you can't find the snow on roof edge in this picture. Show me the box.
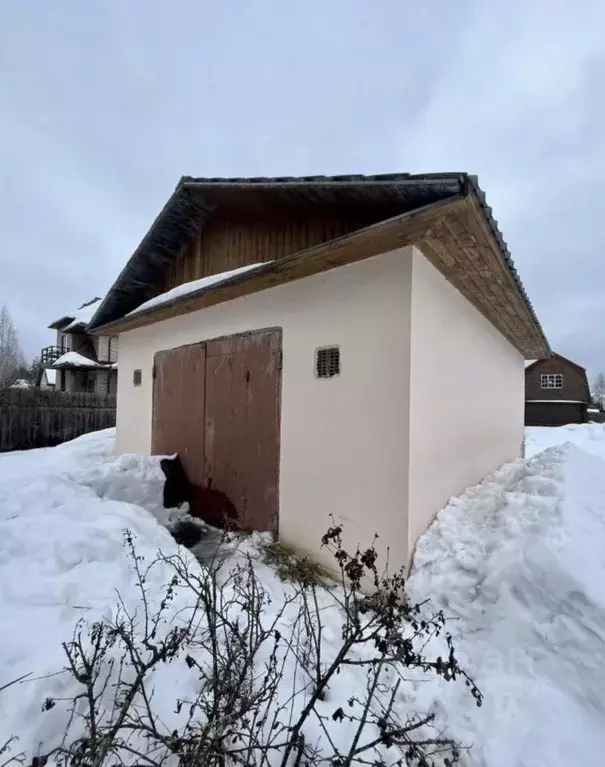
[126,262,271,318]
[52,351,102,369]
[50,297,103,330]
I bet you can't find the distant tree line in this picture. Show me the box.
[0,305,39,392]
[592,373,605,410]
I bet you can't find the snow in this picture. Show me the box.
[52,351,101,368]
[4,425,605,764]
[406,449,605,764]
[0,430,198,759]
[43,368,57,385]
[524,423,605,459]
[127,262,271,317]
[406,425,605,765]
[9,379,30,389]
[61,299,102,331]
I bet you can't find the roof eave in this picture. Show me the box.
[48,317,74,330]
[88,185,213,331]
[466,179,551,358]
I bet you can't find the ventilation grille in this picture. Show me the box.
[316,346,340,379]
[133,369,142,387]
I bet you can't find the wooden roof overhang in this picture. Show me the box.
[92,191,550,358]
[48,317,73,331]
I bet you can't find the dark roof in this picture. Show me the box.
[525,353,585,374]
[88,173,545,351]
[49,297,103,331]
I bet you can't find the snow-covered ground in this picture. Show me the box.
[525,421,605,459]
[2,425,605,765]
[0,431,197,757]
[408,429,605,765]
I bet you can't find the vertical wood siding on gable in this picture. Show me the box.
[160,210,379,293]
[525,358,590,402]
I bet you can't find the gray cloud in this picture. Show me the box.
[1,0,604,379]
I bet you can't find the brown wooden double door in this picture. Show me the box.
[152,329,282,533]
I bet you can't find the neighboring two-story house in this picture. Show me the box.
[40,297,118,394]
[525,353,590,426]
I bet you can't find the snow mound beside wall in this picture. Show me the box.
[407,442,605,766]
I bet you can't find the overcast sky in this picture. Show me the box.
[1,1,603,375]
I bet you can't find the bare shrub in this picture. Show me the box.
[31,527,481,767]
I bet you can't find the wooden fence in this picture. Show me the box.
[0,389,116,452]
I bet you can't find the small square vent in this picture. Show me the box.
[316,346,340,379]
[133,369,142,387]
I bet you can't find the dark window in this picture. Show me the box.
[316,346,340,379]
[133,369,142,387]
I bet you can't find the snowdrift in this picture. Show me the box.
[407,435,605,765]
[1,426,605,765]
[0,430,200,756]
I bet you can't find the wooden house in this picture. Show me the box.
[41,298,118,394]
[88,173,550,569]
[525,354,591,426]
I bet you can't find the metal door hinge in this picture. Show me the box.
[275,350,283,372]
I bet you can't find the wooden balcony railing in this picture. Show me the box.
[40,345,70,365]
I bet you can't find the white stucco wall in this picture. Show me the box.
[406,248,525,560]
[116,249,413,569]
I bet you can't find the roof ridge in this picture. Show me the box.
[76,296,102,311]
[177,171,469,188]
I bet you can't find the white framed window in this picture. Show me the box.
[541,373,563,389]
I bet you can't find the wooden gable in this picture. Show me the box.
[525,354,590,403]
[159,207,391,295]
